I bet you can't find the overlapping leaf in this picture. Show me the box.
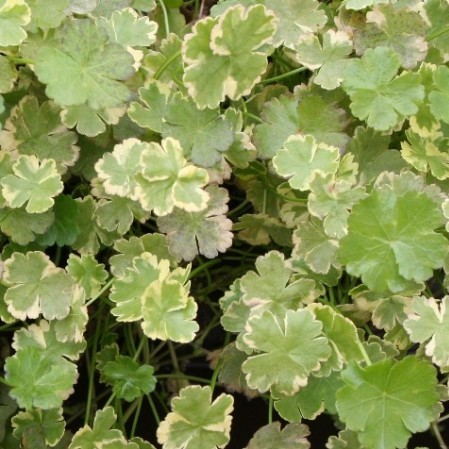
[0,0,31,46]
[183,5,276,108]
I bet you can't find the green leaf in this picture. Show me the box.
[156,185,233,261]
[136,137,209,215]
[98,7,158,47]
[0,0,31,46]
[156,385,233,449]
[0,206,54,245]
[3,251,74,320]
[308,174,367,238]
[245,422,310,449]
[110,233,174,278]
[183,5,276,109]
[336,357,441,449]
[25,0,69,32]
[338,183,447,293]
[343,0,389,11]
[353,5,428,69]
[33,19,135,109]
[0,55,17,93]
[1,155,63,213]
[5,345,78,410]
[429,65,449,125]
[12,408,65,447]
[425,0,449,61]
[161,94,234,167]
[294,30,352,90]
[141,276,199,343]
[292,217,340,274]
[101,356,156,402]
[273,134,340,191]
[342,47,424,131]
[266,0,326,48]
[400,128,449,180]
[242,309,331,394]
[36,195,81,246]
[404,296,449,370]
[110,252,170,322]
[69,407,137,449]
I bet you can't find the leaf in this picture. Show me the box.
[274,371,344,421]
[400,128,449,180]
[161,94,234,167]
[292,217,340,274]
[342,47,424,131]
[294,30,352,90]
[156,385,233,449]
[0,0,31,46]
[245,422,310,449]
[95,138,149,199]
[429,65,449,125]
[9,98,75,164]
[308,174,367,239]
[1,155,63,213]
[242,309,331,395]
[273,134,340,191]
[61,103,126,137]
[266,0,326,48]
[0,55,17,93]
[343,0,389,10]
[36,195,81,246]
[0,206,54,245]
[3,251,74,321]
[338,184,447,293]
[12,408,65,447]
[141,277,199,343]
[110,233,174,278]
[336,357,441,449]
[69,407,137,449]
[110,252,170,322]
[25,0,69,32]
[425,0,449,62]
[101,356,156,402]
[4,351,68,413]
[135,137,209,215]
[183,5,276,109]
[33,19,135,109]
[98,7,158,47]
[404,296,449,370]
[156,185,233,261]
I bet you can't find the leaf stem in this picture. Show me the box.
[209,357,223,395]
[268,394,273,424]
[85,277,114,307]
[432,421,448,449]
[129,397,143,438]
[356,339,372,366]
[259,66,308,85]
[427,26,449,41]
[154,49,182,81]
[158,0,170,37]
[147,393,161,424]
[157,373,211,384]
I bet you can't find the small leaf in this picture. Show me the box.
[101,356,156,402]
[245,422,310,449]
[0,0,31,46]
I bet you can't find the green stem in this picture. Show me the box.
[157,373,211,384]
[147,394,161,425]
[209,357,223,395]
[129,397,143,438]
[432,422,448,449]
[154,50,182,80]
[167,341,182,390]
[427,26,449,41]
[132,334,148,362]
[242,111,264,124]
[6,55,34,65]
[158,0,170,37]
[259,66,308,85]
[0,376,8,385]
[356,339,372,366]
[189,259,222,280]
[268,395,273,424]
[86,278,114,307]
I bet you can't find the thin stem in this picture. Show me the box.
[157,373,211,384]
[158,0,170,37]
[268,395,273,424]
[259,66,308,85]
[132,335,148,362]
[86,278,114,307]
[432,422,448,449]
[242,111,264,124]
[427,26,449,41]
[189,259,222,280]
[130,397,143,438]
[154,50,182,80]
[356,339,372,366]
[209,357,223,395]
[438,413,449,423]
[147,394,161,425]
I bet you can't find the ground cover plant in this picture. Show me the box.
[1,0,449,447]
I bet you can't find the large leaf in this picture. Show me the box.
[336,357,440,449]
